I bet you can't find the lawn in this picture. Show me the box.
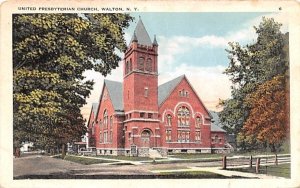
[94,155,155,161]
[150,166,189,171]
[226,163,290,178]
[170,153,224,159]
[63,155,118,165]
[231,140,290,156]
[260,163,290,178]
[158,170,248,179]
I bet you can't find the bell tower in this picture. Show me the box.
[123,17,158,112]
[123,17,160,149]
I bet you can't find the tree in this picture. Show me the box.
[242,75,288,152]
[13,13,132,155]
[219,17,289,150]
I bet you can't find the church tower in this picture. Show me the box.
[123,17,160,150]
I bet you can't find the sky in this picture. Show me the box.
[81,12,288,122]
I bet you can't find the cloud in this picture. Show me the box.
[81,13,289,121]
[156,29,254,73]
[246,12,289,33]
[159,64,231,112]
[157,12,288,70]
[81,63,123,121]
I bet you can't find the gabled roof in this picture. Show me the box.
[158,75,185,106]
[209,111,226,132]
[104,80,123,112]
[130,17,152,46]
[92,103,98,115]
[96,76,215,122]
[87,103,98,127]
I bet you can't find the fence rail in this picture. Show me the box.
[222,154,291,176]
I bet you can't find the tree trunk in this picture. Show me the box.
[61,143,66,159]
[50,148,54,155]
[270,144,276,153]
[15,148,20,158]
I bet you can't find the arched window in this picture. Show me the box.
[126,61,129,74]
[103,110,108,129]
[166,130,171,142]
[138,57,144,71]
[212,135,220,143]
[179,89,189,97]
[129,59,132,71]
[110,116,113,128]
[146,58,152,72]
[166,114,172,126]
[99,119,102,128]
[195,131,201,141]
[141,129,151,137]
[196,116,202,128]
[177,106,190,127]
[141,129,151,147]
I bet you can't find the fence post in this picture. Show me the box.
[256,158,260,174]
[275,154,278,165]
[222,156,227,170]
[249,155,253,168]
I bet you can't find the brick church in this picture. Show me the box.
[87,18,228,157]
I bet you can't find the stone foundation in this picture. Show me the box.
[168,148,212,154]
[95,147,228,156]
[152,147,168,157]
[212,148,231,154]
[201,149,211,153]
[96,149,125,156]
[138,148,149,157]
[187,149,196,154]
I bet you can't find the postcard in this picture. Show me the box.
[0,0,300,188]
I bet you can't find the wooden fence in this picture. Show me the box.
[221,154,290,176]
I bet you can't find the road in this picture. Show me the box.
[13,154,290,179]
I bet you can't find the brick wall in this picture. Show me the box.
[159,77,212,149]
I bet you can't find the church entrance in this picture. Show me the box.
[141,129,151,147]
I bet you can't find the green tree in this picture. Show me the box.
[219,17,289,150]
[13,14,132,156]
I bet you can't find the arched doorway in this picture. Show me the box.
[141,129,151,147]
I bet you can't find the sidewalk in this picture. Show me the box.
[151,166,285,179]
[64,154,155,165]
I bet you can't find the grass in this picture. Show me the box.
[63,155,117,165]
[148,158,221,165]
[94,155,155,161]
[260,163,290,178]
[170,153,224,159]
[232,139,290,156]
[158,170,248,179]
[150,166,189,171]
[231,150,289,157]
[227,163,290,178]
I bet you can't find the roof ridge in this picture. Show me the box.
[158,75,185,106]
[104,79,122,84]
[104,79,123,112]
[158,74,185,87]
[130,17,152,46]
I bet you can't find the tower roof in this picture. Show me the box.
[153,35,158,46]
[130,17,152,46]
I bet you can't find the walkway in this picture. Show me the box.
[150,166,285,179]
